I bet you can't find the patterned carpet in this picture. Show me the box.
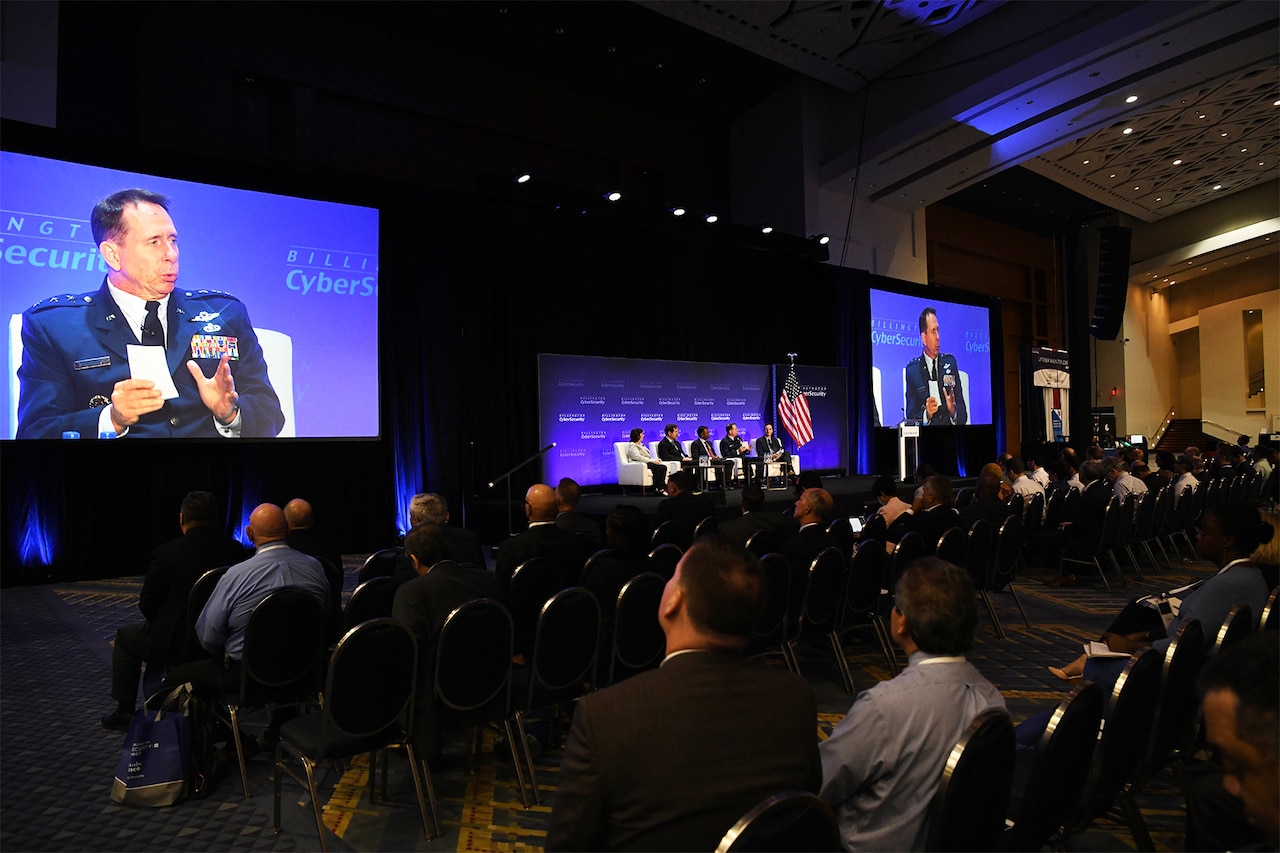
[0,550,1212,852]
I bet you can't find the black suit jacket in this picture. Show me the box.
[655,490,717,532]
[904,352,968,425]
[496,523,590,586]
[138,526,248,665]
[957,495,1015,529]
[440,524,487,567]
[556,510,603,546]
[392,561,506,753]
[547,649,821,851]
[909,505,963,553]
[656,437,685,462]
[1065,480,1112,552]
[718,510,787,547]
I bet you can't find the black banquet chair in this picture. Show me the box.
[925,708,1016,852]
[217,587,327,797]
[184,565,230,661]
[604,571,667,686]
[342,575,401,633]
[715,790,842,853]
[507,557,565,660]
[357,547,403,584]
[273,618,433,851]
[745,528,783,559]
[647,542,683,581]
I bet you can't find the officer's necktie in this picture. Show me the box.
[142,301,164,348]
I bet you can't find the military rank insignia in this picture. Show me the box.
[189,335,240,360]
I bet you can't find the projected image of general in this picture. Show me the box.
[17,189,283,439]
[869,289,992,426]
[0,152,380,440]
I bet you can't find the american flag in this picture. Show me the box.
[778,362,813,447]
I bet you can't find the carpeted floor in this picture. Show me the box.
[1,547,1210,852]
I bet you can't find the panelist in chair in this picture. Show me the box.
[719,423,760,487]
[625,427,668,494]
[755,422,792,481]
[904,306,967,426]
[689,424,734,490]
[16,189,284,439]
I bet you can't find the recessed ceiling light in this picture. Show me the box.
[1220,132,1228,137]
[1173,159,1183,165]
[1126,95,1138,103]
[1213,184,1222,190]
[704,214,718,224]
[1133,186,1140,190]
[1155,197,1162,201]
[1241,148,1248,153]
[1123,127,1134,135]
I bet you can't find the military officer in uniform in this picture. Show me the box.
[904,306,967,426]
[16,189,284,439]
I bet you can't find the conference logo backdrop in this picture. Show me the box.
[0,151,380,439]
[772,363,847,472]
[539,354,848,486]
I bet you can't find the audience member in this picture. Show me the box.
[548,536,821,851]
[1041,459,1111,586]
[283,497,344,642]
[1173,454,1200,507]
[1105,456,1148,500]
[1184,631,1280,851]
[719,485,786,547]
[1027,456,1050,489]
[781,487,834,577]
[869,475,911,530]
[101,491,246,730]
[582,504,652,610]
[1151,449,1177,491]
[755,423,792,484]
[655,470,717,534]
[1253,508,1280,590]
[624,427,668,495]
[957,468,1016,529]
[164,503,330,748]
[1046,503,1270,689]
[496,484,590,586]
[406,492,487,567]
[907,475,961,553]
[392,523,504,757]
[820,558,1007,851]
[1005,456,1045,508]
[688,424,734,491]
[1044,461,1073,500]
[554,478,603,546]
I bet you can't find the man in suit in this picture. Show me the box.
[904,306,968,426]
[907,475,962,554]
[755,422,792,487]
[101,490,246,730]
[655,470,717,534]
[689,424,734,491]
[956,469,1016,529]
[780,487,834,621]
[496,483,590,586]
[407,492,486,567]
[547,536,821,851]
[718,423,761,487]
[284,498,345,643]
[17,189,284,439]
[656,423,691,468]
[554,477,603,547]
[392,523,504,756]
[719,485,787,547]
[820,558,1006,851]
[1042,459,1112,585]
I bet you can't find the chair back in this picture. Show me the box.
[745,528,783,558]
[324,618,416,738]
[962,520,994,589]
[795,547,847,638]
[1062,486,1081,524]
[1043,489,1067,528]
[1005,493,1024,519]
[843,542,884,617]
[1133,490,1158,539]
[715,790,842,853]
[860,513,889,547]
[924,708,1016,852]
[434,598,513,713]
[826,518,856,562]
[1260,587,1278,631]
[1099,497,1122,552]
[522,587,601,706]
[935,527,967,567]
[694,515,721,539]
[608,572,666,684]
[1023,492,1045,538]
[1006,682,1105,852]
[753,553,791,644]
[647,543,683,581]
[508,557,565,656]
[891,531,925,587]
[1146,619,1206,778]
[186,565,231,659]
[242,587,326,689]
[953,486,975,509]
[652,519,692,550]
[1075,647,1162,829]
[357,548,402,584]
[342,575,401,631]
[1115,493,1138,546]
[989,513,1023,591]
[1211,604,1254,656]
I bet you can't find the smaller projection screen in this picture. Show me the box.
[869,288,993,427]
[0,151,380,440]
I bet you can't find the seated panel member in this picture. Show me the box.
[17,189,284,439]
[656,423,693,469]
[547,536,821,851]
[624,428,668,494]
[820,558,1007,851]
[718,423,761,487]
[904,306,968,426]
[688,425,734,490]
[755,422,793,482]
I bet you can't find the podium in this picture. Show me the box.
[898,421,921,482]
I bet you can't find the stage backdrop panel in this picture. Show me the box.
[772,363,848,472]
[0,151,379,439]
[538,354,775,487]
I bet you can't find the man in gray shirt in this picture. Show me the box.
[819,557,1007,851]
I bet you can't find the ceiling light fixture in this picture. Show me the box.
[704,214,718,224]
[1126,95,1138,103]
[670,206,686,217]
[604,191,622,202]
[1123,127,1134,135]
[811,234,831,245]
[515,172,532,184]
[1173,159,1183,165]
[760,224,774,235]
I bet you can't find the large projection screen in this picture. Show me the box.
[1,151,379,440]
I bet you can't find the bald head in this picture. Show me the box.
[283,498,313,530]
[247,503,289,545]
[525,484,558,523]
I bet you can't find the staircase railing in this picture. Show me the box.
[1149,408,1177,448]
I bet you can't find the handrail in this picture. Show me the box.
[1201,419,1243,443]
[1149,407,1177,447]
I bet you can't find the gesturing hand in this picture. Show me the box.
[187,355,239,424]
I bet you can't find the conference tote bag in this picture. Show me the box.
[109,683,194,807]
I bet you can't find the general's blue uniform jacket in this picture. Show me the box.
[17,279,285,439]
[905,352,968,426]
